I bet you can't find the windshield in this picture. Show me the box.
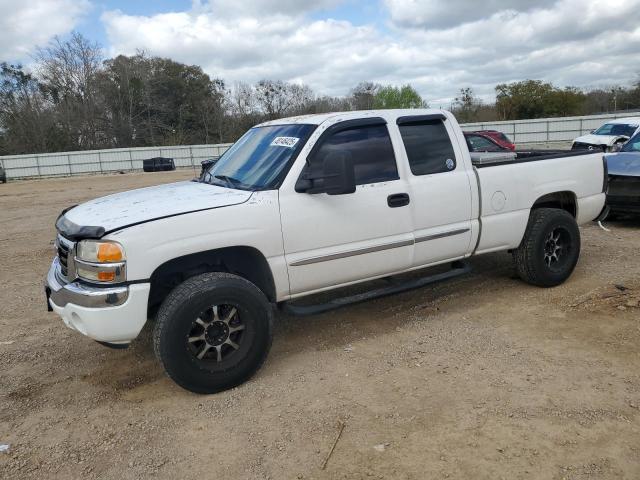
[593,123,638,137]
[621,132,640,152]
[202,124,316,190]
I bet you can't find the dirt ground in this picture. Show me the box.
[0,171,639,480]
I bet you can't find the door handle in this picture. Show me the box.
[387,193,410,208]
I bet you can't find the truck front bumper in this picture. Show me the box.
[45,258,150,344]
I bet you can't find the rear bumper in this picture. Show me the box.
[45,258,150,343]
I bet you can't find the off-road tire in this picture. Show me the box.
[513,208,581,287]
[153,272,273,394]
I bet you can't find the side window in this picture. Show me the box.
[309,124,399,185]
[398,121,457,175]
[466,134,502,152]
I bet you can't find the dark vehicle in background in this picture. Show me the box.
[464,132,510,152]
[604,132,640,216]
[143,157,176,172]
[471,130,515,151]
[0,162,6,183]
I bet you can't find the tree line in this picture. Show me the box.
[452,80,640,123]
[1,32,639,155]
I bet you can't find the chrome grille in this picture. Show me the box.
[56,235,74,279]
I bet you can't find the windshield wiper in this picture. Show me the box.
[214,174,244,189]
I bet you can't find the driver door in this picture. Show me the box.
[278,119,414,296]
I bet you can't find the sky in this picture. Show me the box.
[1,0,639,105]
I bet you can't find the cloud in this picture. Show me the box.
[194,0,342,17]
[0,0,90,61]
[384,0,558,29]
[101,0,640,103]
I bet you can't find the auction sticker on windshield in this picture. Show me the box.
[270,137,300,148]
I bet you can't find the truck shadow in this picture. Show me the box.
[268,252,516,362]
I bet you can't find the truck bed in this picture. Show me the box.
[472,149,598,168]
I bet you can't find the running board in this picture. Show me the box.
[281,261,471,316]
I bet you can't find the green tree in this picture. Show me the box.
[495,80,588,120]
[545,87,586,117]
[98,53,227,146]
[373,84,426,109]
[495,80,554,120]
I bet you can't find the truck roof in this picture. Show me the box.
[256,109,451,127]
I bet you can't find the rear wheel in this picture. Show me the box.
[513,208,581,287]
[153,272,273,394]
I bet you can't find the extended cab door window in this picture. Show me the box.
[307,124,399,185]
[399,120,457,175]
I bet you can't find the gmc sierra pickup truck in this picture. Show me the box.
[46,109,607,394]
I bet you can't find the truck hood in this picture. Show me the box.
[606,152,640,177]
[59,181,252,239]
[574,134,623,147]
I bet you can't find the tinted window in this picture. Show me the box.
[594,123,638,137]
[310,124,399,185]
[621,132,640,152]
[399,121,457,175]
[466,134,504,152]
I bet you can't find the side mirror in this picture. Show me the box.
[323,152,356,195]
[295,152,356,195]
[200,158,217,179]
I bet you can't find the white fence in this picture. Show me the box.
[3,110,640,180]
[460,111,640,146]
[0,143,232,180]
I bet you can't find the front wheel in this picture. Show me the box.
[153,272,273,394]
[513,208,581,287]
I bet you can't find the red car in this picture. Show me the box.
[464,132,510,153]
[471,130,515,151]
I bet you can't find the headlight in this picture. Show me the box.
[75,240,126,283]
[77,240,125,263]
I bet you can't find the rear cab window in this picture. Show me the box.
[397,118,457,175]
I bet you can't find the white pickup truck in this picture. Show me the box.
[46,109,607,393]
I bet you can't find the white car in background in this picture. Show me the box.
[572,117,640,152]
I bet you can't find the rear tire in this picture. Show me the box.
[513,208,581,287]
[153,272,273,394]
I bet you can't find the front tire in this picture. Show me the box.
[153,272,273,394]
[513,208,581,287]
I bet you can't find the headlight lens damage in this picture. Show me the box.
[75,241,126,283]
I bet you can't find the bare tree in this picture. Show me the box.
[452,87,480,122]
[254,80,293,118]
[349,81,380,110]
[36,32,104,149]
[0,63,57,154]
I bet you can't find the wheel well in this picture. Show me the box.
[148,246,276,314]
[531,191,577,217]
